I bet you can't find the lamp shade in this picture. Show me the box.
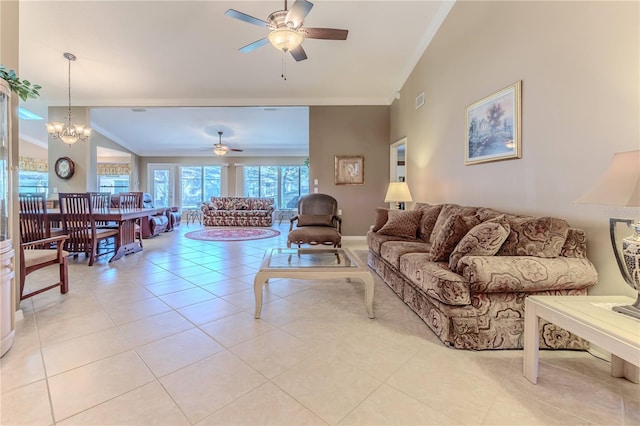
[576,150,640,207]
[385,182,413,202]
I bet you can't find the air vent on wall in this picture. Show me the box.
[416,92,425,109]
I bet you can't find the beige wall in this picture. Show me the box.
[392,1,639,297]
[309,106,390,236]
[18,140,47,159]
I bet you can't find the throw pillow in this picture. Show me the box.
[378,209,423,239]
[448,219,511,273]
[497,216,570,257]
[234,199,249,210]
[372,208,389,232]
[297,214,335,227]
[429,204,479,243]
[429,214,481,262]
[414,203,443,242]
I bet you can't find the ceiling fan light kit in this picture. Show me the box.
[45,52,92,145]
[268,28,304,52]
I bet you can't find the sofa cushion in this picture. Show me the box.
[372,208,389,232]
[378,209,422,239]
[429,204,479,243]
[448,219,511,273]
[414,203,443,242]
[366,231,408,255]
[400,253,471,305]
[429,214,481,262]
[497,216,570,257]
[380,240,431,269]
[297,214,334,227]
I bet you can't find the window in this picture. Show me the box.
[244,166,309,209]
[180,166,221,208]
[18,170,48,195]
[98,175,130,194]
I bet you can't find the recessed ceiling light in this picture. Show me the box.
[131,108,147,112]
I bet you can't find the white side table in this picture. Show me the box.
[523,295,640,384]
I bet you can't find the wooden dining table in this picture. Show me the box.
[46,207,165,262]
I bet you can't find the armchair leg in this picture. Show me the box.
[60,257,69,294]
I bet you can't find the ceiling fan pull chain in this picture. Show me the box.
[281,52,287,80]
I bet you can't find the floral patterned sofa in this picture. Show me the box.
[201,197,275,227]
[367,203,598,350]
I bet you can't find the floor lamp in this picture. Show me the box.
[576,150,640,319]
[385,182,413,210]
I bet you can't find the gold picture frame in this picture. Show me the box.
[465,81,522,165]
[335,155,364,185]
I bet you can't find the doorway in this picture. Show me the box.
[148,164,176,207]
[390,138,406,182]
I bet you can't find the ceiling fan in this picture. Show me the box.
[225,0,348,62]
[213,131,243,156]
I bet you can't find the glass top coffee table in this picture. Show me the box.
[254,247,375,319]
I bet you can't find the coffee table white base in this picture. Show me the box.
[253,248,375,319]
[524,295,640,384]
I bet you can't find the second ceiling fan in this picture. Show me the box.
[213,131,243,156]
[225,0,348,62]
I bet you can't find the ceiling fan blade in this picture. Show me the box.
[229,148,244,152]
[239,38,270,53]
[286,0,313,28]
[225,9,270,28]
[290,45,307,62]
[304,28,348,40]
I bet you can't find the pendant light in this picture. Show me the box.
[45,52,92,145]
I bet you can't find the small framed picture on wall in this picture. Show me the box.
[335,155,364,185]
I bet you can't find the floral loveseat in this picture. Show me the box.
[201,197,275,227]
[367,203,598,350]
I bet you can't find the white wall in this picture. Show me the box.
[391,1,639,297]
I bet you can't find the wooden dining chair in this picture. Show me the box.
[58,192,120,266]
[118,192,144,246]
[118,192,143,210]
[18,193,69,300]
[19,193,63,238]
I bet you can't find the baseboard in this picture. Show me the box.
[341,235,367,241]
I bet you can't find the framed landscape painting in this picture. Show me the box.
[335,155,364,185]
[465,81,522,165]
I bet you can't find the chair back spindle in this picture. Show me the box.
[119,192,143,210]
[18,193,49,244]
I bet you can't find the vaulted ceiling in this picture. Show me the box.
[17,1,454,157]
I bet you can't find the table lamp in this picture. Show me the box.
[385,181,413,210]
[576,150,640,319]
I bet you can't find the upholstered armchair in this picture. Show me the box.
[165,206,182,231]
[287,193,342,248]
[140,193,170,238]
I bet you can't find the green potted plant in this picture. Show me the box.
[0,65,41,101]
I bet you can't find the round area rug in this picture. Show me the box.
[185,227,280,242]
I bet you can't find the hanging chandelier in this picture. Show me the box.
[45,52,92,145]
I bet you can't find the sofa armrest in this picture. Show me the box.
[459,255,598,294]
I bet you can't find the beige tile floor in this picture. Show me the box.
[2,222,638,425]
